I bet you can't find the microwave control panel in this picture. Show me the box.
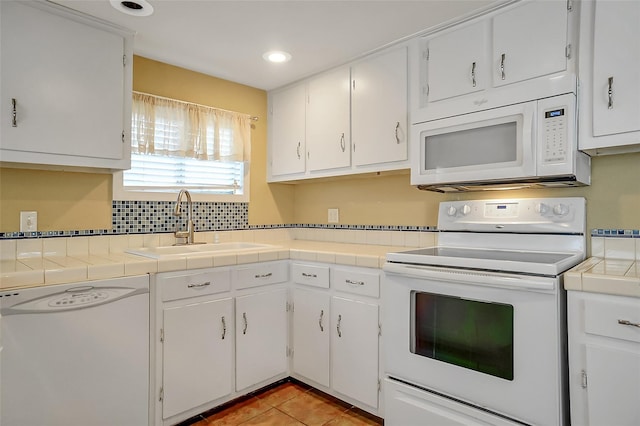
[542,107,568,163]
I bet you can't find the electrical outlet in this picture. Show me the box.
[20,211,37,232]
[328,208,339,223]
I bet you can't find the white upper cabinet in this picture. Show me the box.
[352,47,408,167]
[491,0,568,87]
[306,67,351,172]
[578,0,640,155]
[0,1,133,171]
[426,21,488,103]
[269,84,306,177]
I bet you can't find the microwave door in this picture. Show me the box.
[412,102,536,186]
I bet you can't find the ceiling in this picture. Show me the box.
[50,0,506,91]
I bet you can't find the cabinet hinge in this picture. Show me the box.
[565,44,572,59]
[287,346,293,358]
[378,323,382,337]
[567,0,573,12]
[352,80,356,91]
[123,54,127,66]
[159,387,164,402]
[426,84,430,96]
[581,369,588,389]
[160,328,164,343]
[121,130,125,143]
[378,379,381,392]
[423,49,429,61]
[286,301,293,312]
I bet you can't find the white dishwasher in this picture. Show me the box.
[0,275,150,426]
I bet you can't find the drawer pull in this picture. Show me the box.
[254,272,273,279]
[618,319,640,328]
[319,309,324,332]
[302,272,318,278]
[243,312,248,335]
[346,279,365,286]
[221,316,226,340]
[187,281,211,289]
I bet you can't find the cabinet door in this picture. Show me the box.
[306,67,351,172]
[426,21,488,103]
[352,47,408,166]
[162,298,233,419]
[591,0,640,137]
[492,0,568,87]
[236,288,288,391]
[585,344,640,425]
[331,296,379,408]
[292,288,330,387]
[0,1,126,166]
[269,84,306,177]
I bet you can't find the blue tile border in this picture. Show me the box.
[591,229,640,238]
[0,200,437,240]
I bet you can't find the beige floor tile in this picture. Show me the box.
[238,408,304,425]
[277,390,349,426]
[207,397,272,425]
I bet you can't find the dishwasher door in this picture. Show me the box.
[0,275,150,426]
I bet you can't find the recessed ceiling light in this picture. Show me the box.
[110,0,154,16]
[263,51,292,63]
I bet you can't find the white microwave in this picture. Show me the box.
[411,93,590,192]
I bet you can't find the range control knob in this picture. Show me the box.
[447,206,457,216]
[535,203,549,214]
[553,204,569,216]
[461,205,471,215]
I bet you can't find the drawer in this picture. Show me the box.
[233,261,289,290]
[158,269,231,302]
[332,267,380,298]
[291,263,330,288]
[584,296,640,344]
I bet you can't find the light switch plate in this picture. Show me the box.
[20,211,37,232]
[328,208,339,223]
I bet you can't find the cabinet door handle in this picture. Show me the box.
[607,76,614,109]
[296,141,301,159]
[221,316,227,340]
[471,62,477,87]
[187,281,210,288]
[254,272,272,279]
[319,309,324,332]
[242,312,248,335]
[395,122,400,144]
[618,319,640,328]
[340,133,345,152]
[346,279,365,286]
[337,314,342,337]
[500,53,506,80]
[11,98,17,127]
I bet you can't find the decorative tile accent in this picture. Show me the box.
[591,229,640,238]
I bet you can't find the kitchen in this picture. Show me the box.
[1,0,639,425]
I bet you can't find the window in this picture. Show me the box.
[113,92,251,201]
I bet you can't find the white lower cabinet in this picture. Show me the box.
[568,291,640,426]
[235,288,289,391]
[162,298,233,419]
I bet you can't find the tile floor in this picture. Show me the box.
[179,380,383,426]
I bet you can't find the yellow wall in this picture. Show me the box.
[1,56,638,234]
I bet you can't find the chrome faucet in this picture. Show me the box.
[173,189,196,245]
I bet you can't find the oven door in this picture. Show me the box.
[383,263,567,426]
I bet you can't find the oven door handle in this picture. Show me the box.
[384,263,555,291]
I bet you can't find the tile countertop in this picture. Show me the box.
[565,257,640,298]
[0,240,411,291]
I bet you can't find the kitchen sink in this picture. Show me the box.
[125,242,276,258]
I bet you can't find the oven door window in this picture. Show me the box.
[411,291,514,380]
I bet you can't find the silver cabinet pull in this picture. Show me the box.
[254,272,273,279]
[608,77,614,109]
[296,141,301,159]
[340,133,345,152]
[618,319,640,328]
[500,53,506,80]
[11,98,17,127]
[337,314,342,337]
[221,316,227,340]
[187,281,211,288]
[395,122,400,144]
[346,279,365,286]
[242,312,248,335]
[319,309,324,332]
[471,62,477,87]
[302,272,317,278]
